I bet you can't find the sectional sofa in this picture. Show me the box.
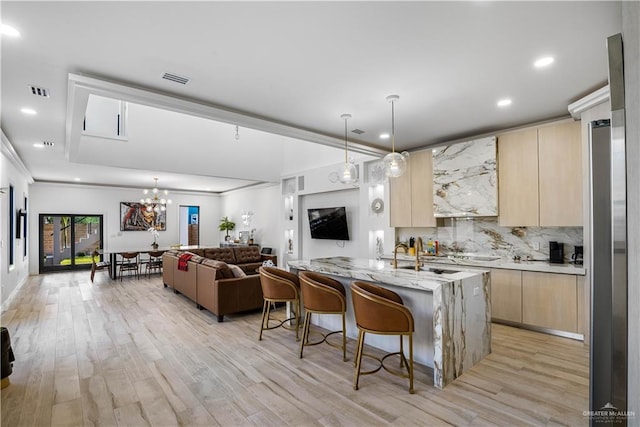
[162,246,277,322]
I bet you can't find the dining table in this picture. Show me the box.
[102,245,202,279]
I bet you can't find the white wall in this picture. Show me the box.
[220,183,280,253]
[28,183,221,274]
[1,131,32,305]
[300,189,361,260]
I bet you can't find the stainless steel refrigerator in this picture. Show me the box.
[589,33,627,425]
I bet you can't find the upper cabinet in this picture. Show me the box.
[498,121,582,227]
[389,150,436,228]
[432,136,498,217]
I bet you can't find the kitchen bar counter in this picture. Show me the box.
[288,257,491,389]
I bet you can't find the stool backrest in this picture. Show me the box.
[299,271,345,312]
[259,266,299,300]
[351,281,414,333]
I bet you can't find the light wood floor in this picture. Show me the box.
[1,271,589,426]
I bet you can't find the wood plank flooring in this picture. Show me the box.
[1,271,589,426]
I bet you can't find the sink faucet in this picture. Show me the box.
[414,237,424,271]
[392,243,408,268]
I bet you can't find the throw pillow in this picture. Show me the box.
[228,264,247,278]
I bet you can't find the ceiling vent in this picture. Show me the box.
[42,141,55,147]
[351,128,365,135]
[29,85,50,97]
[161,72,190,85]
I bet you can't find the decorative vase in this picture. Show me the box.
[151,242,159,249]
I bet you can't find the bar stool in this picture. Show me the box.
[258,267,301,341]
[351,280,415,393]
[298,271,347,361]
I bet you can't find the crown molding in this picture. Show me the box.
[1,129,34,184]
[568,85,610,119]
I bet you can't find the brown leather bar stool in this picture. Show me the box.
[298,271,347,361]
[258,266,301,341]
[351,281,415,393]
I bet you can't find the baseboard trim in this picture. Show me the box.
[1,274,29,312]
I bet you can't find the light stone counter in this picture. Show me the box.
[288,257,491,389]
[384,253,586,275]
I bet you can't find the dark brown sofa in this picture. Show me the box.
[162,248,271,322]
[205,246,277,274]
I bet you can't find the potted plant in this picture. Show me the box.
[218,216,235,241]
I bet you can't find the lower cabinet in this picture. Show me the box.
[491,269,582,335]
[522,271,578,333]
[490,269,522,323]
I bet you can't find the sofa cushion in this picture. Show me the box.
[228,264,247,278]
[189,249,205,257]
[201,259,234,279]
[233,246,262,264]
[204,248,237,264]
[183,252,205,264]
[239,262,262,275]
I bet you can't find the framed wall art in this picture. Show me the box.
[120,202,166,231]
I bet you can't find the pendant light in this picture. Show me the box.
[338,113,357,184]
[383,95,409,178]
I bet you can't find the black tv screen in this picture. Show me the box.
[308,207,349,240]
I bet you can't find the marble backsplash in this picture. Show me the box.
[397,217,583,261]
[432,136,498,217]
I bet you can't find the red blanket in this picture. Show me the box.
[178,253,193,271]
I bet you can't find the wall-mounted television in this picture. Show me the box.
[308,206,349,240]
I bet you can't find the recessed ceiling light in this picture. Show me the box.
[21,107,37,115]
[379,133,390,139]
[497,99,512,107]
[33,143,44,148]
[73,177,81,182]
[534,56,554,68]
[0,24,20,37]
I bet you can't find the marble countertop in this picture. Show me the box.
[288,257,487,293]
[383,253,586,275]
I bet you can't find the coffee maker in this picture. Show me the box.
[549,241,564,264]
[571,245,583,265]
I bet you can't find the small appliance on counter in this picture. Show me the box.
[549,241,564,264]
[571,245,583,265]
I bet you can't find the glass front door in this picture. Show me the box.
[39,214,104,273]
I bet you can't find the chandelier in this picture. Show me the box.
[382,95,409,178]
[140,178,172,213]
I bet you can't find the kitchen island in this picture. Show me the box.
[288,257,491,389]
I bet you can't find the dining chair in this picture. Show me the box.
[119,252,140,280]
[90,250,110,283]
[145,250,164,277]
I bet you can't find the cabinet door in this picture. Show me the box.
[497,129,539,226]
[522,271,578,332]
[490,269,522,323]
[410,150,436,227]
[389,159,413,227]
[538,121,583,226]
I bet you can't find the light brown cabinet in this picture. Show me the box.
[538,121,583,226]
[522,271,578,333]
[490,269,522,323]
[497,121,582,227]
[490,269,584,336]
[389,150,436,227]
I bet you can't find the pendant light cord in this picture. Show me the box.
[391,99,396,154]
[344,116,349,163]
